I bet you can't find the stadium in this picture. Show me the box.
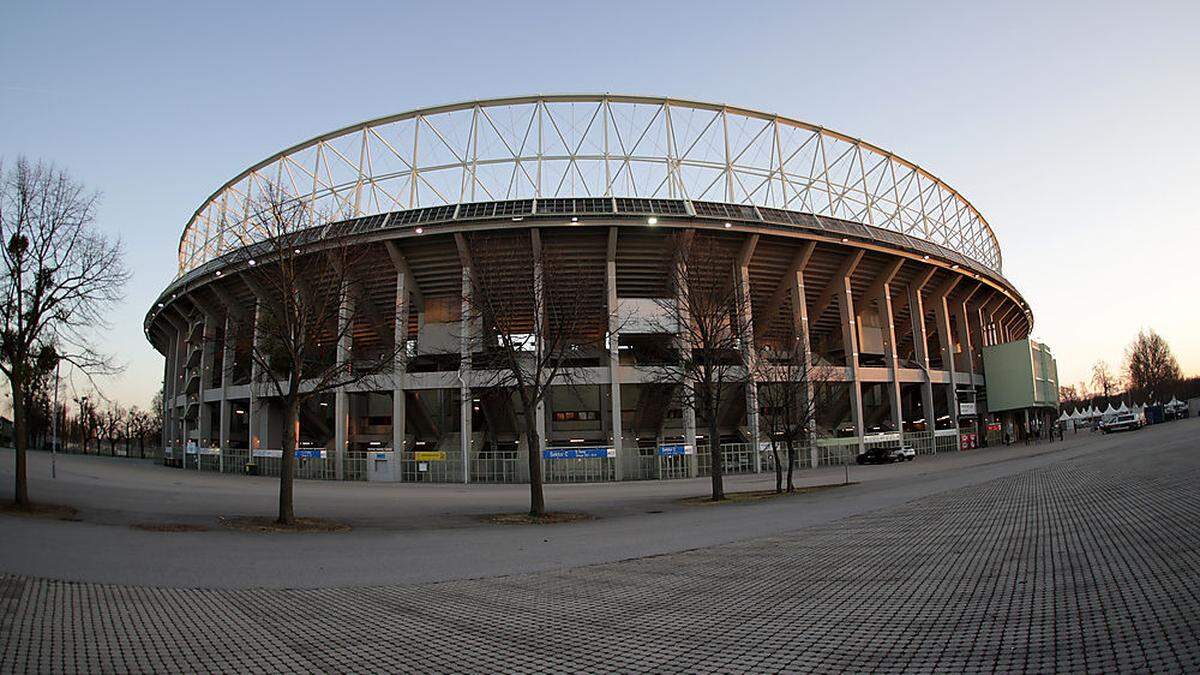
[145,94,1054,483]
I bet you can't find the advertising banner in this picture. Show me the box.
[251,449,327,459]
[543,447,615,460]
[657,444,695,456]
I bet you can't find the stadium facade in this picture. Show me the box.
[146,94,1055,482]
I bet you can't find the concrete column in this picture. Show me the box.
[682,386,698,478]
[162,322,179,454]
[218,316,234,455]
[907,283,936,433]
[459,267,472,483]
[735,258,761,472]
[968,301,988,371]
[606,228,624,480]
[249,300,265,456]
[535,397,547,477]
[837,274,865,452]
[788,261,818,468]
[333,289,354,480]
[932,292,960,432]
[197,315,216,449]
[878,284,904,433]
[393,266,409,458]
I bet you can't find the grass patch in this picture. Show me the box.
[218,516,351,533]
[0,501,79,520]
[482,511,592,525]
[678,482,855,506]
[131,522,210,533]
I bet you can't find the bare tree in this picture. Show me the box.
[457,230,599,517]
[72,395,97,454]
[127,406,153,458]
[1091,360,1120,400]
[1124,328,1181,401]
[221,193,400,525]
[99,403,124,455]
[0,158,128,505]
[122,405,137,456]
[149,388,163,451]
[752,338,836,493]
[642,231,752,502]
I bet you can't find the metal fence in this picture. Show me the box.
[696,443,758,477]
[470,448,522,483]
[543,456,616,483]
[128,426,973,483]
[815,438,860,466]
[907,431,935,455]
[401,447,463,483]
[934,429,959,453]
[760,442,814,472]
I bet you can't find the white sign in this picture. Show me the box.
[959,402,977,415]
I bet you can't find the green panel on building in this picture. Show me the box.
[982,339,1059,412]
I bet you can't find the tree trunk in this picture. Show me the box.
[785,437,796,492]
[277,396,299,525]
[12,381,29,506]
[707,405,723,501]
[771,438,782,494]
[526,426,545,517]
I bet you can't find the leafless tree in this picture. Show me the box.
[457,230,599,517]
[72,395,97,454]
[99,403,124,455]
[149,388,163,449]
[220,193,401,525]
[0,158,128,505]
[752,338,836,493]
[1058,384,1081,408]
[1124,328,1181,401]
[127,406,154,458]
[1091,360,1120,400]
[641,231,752,502]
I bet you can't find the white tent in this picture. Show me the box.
[1103,403,1118,418]
[1167,397,1185,410]
[1071,408,1085,420]
[1117,402,1130,414]
[1057,411,1070,422]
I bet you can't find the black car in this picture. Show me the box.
[856,447,901,465]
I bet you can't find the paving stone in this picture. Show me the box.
[2,439,1199,672]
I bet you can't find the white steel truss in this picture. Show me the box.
[177,94,1004,275]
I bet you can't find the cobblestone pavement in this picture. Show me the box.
[3,434,1199,672]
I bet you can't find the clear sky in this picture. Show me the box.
[1,0,1197,408]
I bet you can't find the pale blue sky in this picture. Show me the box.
[2,0,1197,408]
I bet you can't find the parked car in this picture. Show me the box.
[1102,413,1142,433]
[896,445,916,461]
[856,447,902,465]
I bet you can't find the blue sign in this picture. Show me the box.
[295,449,326,459]
[658,444,694,456]
[543,447,614,460]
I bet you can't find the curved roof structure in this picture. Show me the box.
[176,94,1004,275]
